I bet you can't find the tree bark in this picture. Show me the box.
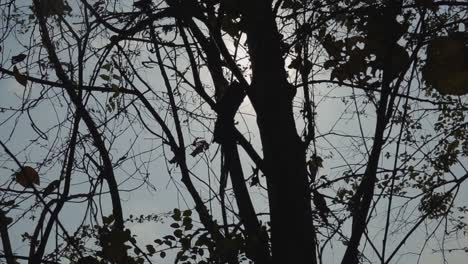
[0,210,15,264]
[240,1,316,263]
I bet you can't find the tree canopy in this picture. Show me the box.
[0,0,467,264]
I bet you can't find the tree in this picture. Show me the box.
[0,0,467,264]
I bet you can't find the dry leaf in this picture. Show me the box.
[190,140,209,157]
[13,66,27,87]
[16,166,39,188]
[11,54,27,64]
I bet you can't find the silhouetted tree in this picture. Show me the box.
[0,1,467,264]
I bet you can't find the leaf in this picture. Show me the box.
[174,229,183,238]
[15,166,39,188]
[42,180,60,198]
[134,247,142,255]
[11,54,27,64]
[323,60,338,69]
[13,66,28,87]
[101,63,112,71]
[163,235,176,241]
[250,175,259,187]
[0,215,13,226]
[172,208,181,221]
[415,0,436,10]
[288,57,302,70]
[38,0,71,17]
[182,210,192,217]
[146,244,156,255]
[180,237,190,250]
[321,34,344,60]
[422,33,468,95]
[388,45,410,80]
[170,223,180,228]
[0,200,15,206]
[173,208,181,215]
[103,214,115,225]
[110,84,120,93]
[221,17,241,37]
[282,0,302,10]
[134,0,152,9]
[190,140,209,157]
[77,256,99,264]
[168,156,178,164]
[313,190,330,223]
[182,217,192,227]
[100,74,110,81]
[330,67,347,83]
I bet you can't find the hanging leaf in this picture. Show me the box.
[111,84,120,94]
[101,63,112,71]
[184,223,193,230]
[182,216,192,227]
[388,44,410,80]
[42,180,60,198]
[182,210,192,217]
[190,140,209,157]
[320,34,344,60]
[330,67,350,83]
[100,74,110,81]
[419,192,453,219]
[0,215,13,226]
[288,57,302,70]
[415,0,437,10]
[13,66,28,87]
[11,54,27,64]
[134,0,152,10]
[313,190,330,224]
[0,200,15,206]
[250,175,259,187]
[172,208,181,221]
[249,166,260,186]
[422,33,468,95]
[221,16,241,37]
[174,229,183,238]
[77,256,99,264]
[37,0,72,18]
[146,244,156,255]
[323,59,338,69]
[103,214,115,225]
[168,156,178,164]
[15,166,39,188]
[134,247,142,255]
[163,235,175,241]
[282,0,302,10]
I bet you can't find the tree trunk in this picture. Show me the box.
[240,2,316,263]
